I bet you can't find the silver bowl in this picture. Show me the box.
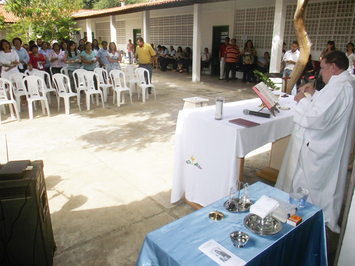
[243,214,282,236]
[230,231,249,248]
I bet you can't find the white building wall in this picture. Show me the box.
[0,28,7,40]
[149,6,193,50]
[116,12,141,52]
[96,22,110,43]
[72,0,355,60]
[234,0,355,60]
[201,1,237,57]
[75,20,86,41]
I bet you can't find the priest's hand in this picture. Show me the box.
[294,91,306,102]
[299,83,316,95]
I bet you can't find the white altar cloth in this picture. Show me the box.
[171,96,296,206]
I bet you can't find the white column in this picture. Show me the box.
[269,0,286,73]
[192,4,202,83]
[230,1,236,40]
[142,10,150,43]
[110,15,117,43]
[86,19,92,42]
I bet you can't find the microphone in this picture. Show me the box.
[243,109,271,118]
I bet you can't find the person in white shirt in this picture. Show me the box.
[0,39,19,80]
[282,41,300,95]
[346,42,355,75]
[158,46,170,71]
[276,51,355,235]
[106,42,122,74]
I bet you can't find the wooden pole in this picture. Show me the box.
[286,0,312,95]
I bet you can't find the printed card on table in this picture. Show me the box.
[198,239,246,266]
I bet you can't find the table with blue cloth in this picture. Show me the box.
[136,182,327,266]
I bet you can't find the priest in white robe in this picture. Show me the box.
[276,51,355,233]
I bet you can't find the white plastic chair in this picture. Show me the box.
[109,70,132,107]
[94,68,113,102]
[60,67,69,77]
[49,67,54,77]
[24,69,39,76]
[73,69,88,94]
[82,71,105,110]
[22,76,50,119]
[124,65,138,94]
[32,71,57,104]
[9,73,27,113]
[73,69,88,109]
[0,78,20,124]
[52,74,80,114]
[135,68,156,102]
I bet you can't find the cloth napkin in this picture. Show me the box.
[249,195,279,219]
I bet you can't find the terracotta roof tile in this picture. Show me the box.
[0,4,19,23]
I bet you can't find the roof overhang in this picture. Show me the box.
[73,0,226,20]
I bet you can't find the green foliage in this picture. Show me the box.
[0,14,4,30]
[5,20,30,41]
[93,0,121,9]
[91,0,149,10]
[82,0,99,9]
[253,70,279,91]
[6,0,81,43]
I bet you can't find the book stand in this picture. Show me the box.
[252,82,280,117]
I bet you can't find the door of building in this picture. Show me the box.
[83,32,95,42]
[133,29,141,53]
[212,26,229,75]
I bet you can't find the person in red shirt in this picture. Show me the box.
[224,38,240,82]
[28,45,46,71]
[219,37,230,80]
[127,39,134,64]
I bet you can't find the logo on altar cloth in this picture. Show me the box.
[186,156,202,169]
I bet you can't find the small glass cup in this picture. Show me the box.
[289,187,309,208]
[296,187,309,208]
[289,192,302,206]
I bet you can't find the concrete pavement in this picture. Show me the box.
[0,67,272,265]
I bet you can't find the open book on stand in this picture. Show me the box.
[252,82,280,116]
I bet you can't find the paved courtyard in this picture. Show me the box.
[0,68,273,265]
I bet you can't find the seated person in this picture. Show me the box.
[180,47,192,74]
[158,46,170,71]
[256,52,270,73]
[166,46,177,69]
[175,46,184,71]
[159,45,177,71]
[201,47,211,70]
[153,45,163,69]
[296,54,316,87]
[301,54,316,84]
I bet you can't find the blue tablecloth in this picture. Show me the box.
[136,182,327,266]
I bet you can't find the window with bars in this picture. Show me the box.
[234,6,275,50]
[116,21,126,44]
[150,14,193,47]
[96,22,110,43]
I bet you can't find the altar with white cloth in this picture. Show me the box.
[171,96,296,207]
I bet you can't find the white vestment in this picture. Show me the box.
[276,71,355,233]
